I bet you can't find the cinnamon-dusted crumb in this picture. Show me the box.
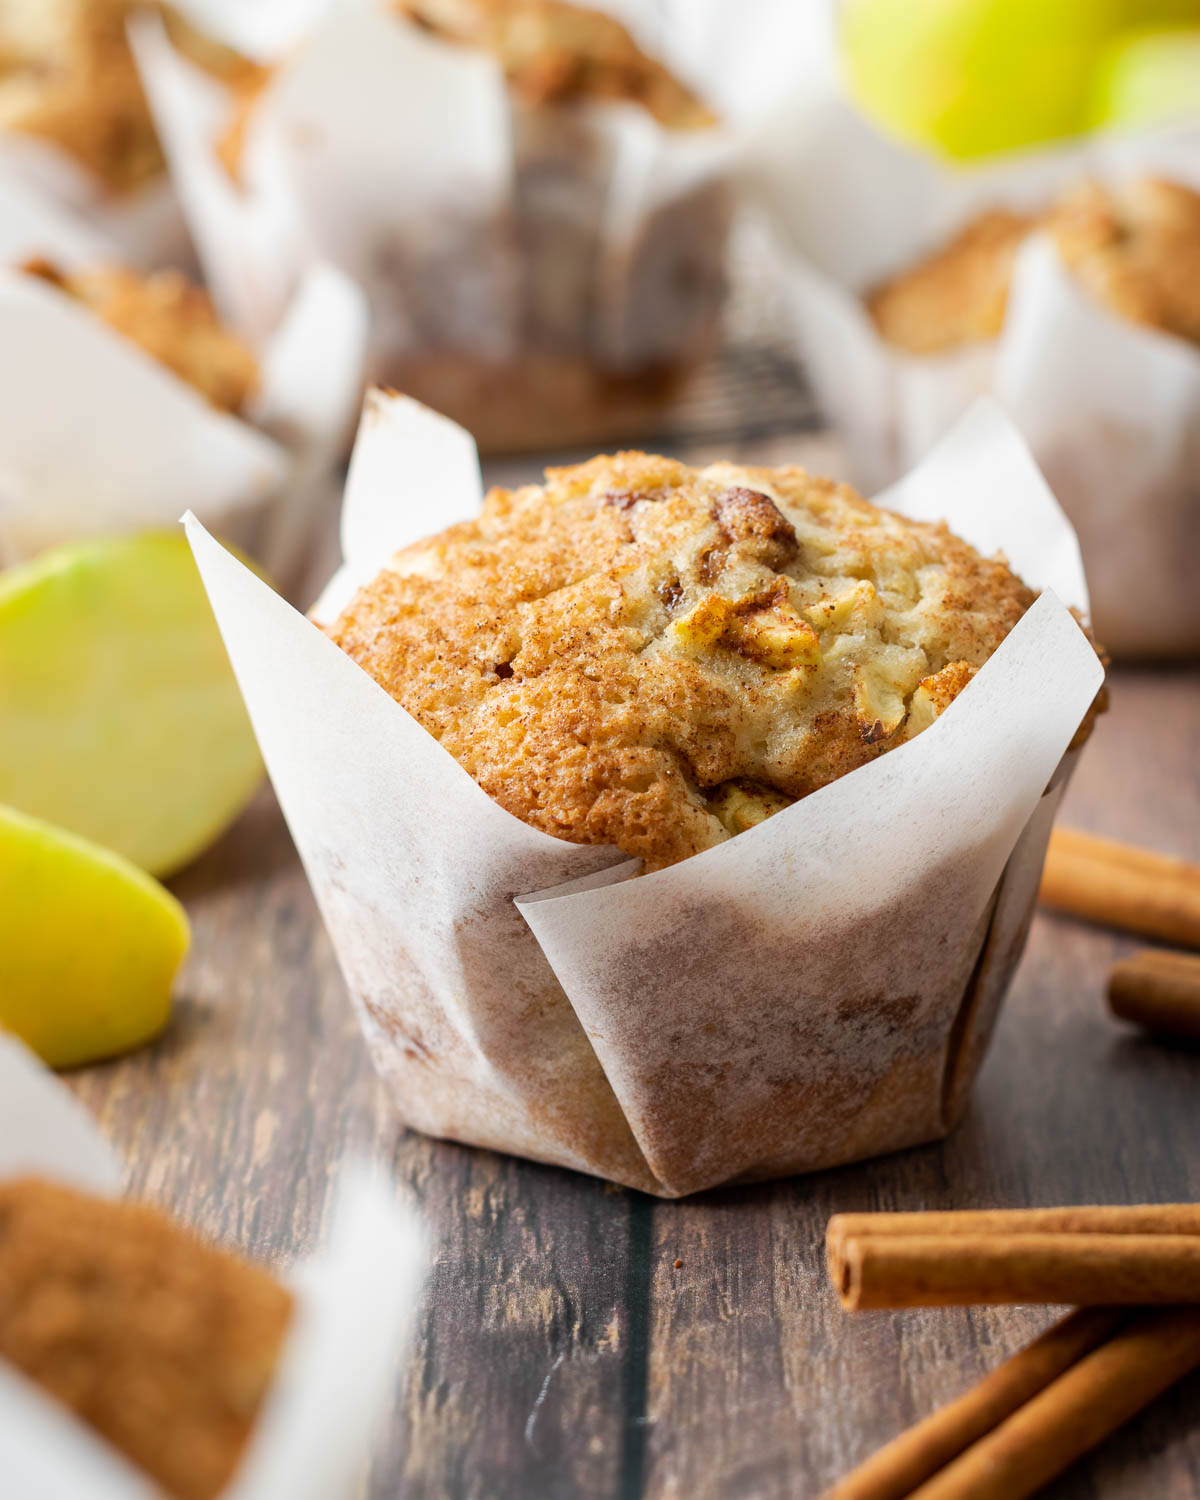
[0,0,263,194]
[21,257,259,413]
[0,1177,292,1500]
[328,450,1086,872]
[868,176,1200,354]
[395,0,715,128]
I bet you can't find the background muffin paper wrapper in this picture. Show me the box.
[0,130,194,270]
[753,44,1200,657]
[0,1035,426,1500]
[185,393,1102,1198]
[130,2,806,420]
[0,165,367,589]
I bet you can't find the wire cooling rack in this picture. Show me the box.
[651,218,821,448]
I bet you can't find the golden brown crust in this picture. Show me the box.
[329,451,1043,870]
[395,0,715,128]
[0,1,261,194]
[869,177,1200,354]
[22,257,259,413]
[0,1177,292,1500]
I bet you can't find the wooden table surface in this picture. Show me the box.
[65,429,1200,1500]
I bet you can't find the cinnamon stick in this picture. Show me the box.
[907,1306,1200,1500]
[1040,827,1200,948]
[1108,948,1200,1041]
[827,1204,1200,1283]
[835,1233,1200,1311]
[820,1308,1129,1500]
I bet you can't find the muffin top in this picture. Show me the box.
[21,257,260,414]
[866,208,1034,355]
[0,0,260,193]
[0,1176,292,1500]
[396,0,716,128]
[868,176,1200,355]
[1051,177,1200,346]
[329,451,1039,871]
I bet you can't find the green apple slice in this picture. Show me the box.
[0,530,263,877]
[0,802,189,1068]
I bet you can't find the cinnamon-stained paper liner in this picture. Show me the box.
[754,46,1200,655]
[0,172,367,586]
[185,394,1102,1197]
[132,1,804,432]
[0,1037,426,1500]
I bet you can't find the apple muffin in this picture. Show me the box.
[0,0,261,194]
[214,0,728,452]
[20,256,259,413]
[328,451,1054,871]
[0,1177,292,1500]
[868,176,1200,354]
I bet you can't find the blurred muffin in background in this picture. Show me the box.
[20,254,259,412]
[0,1176,291,1500]
[393,0,728,450]
[865,208,1035,355]
[173,0,742,454]
[868,175,1200,354]
[0,0,260,197]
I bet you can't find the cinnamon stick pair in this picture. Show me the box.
[1040,827,1200,948]
[823,1305,1200,1500]
[824,1206,1200,1499]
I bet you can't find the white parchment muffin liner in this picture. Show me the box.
[0,167,366,587]
[755,57,1200,657]
[0,1035,426,1500]
[131,0,806,443]
[185,393,1102,1198]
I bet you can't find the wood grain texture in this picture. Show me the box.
[61,432,1200,1500]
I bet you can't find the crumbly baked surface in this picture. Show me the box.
[329,451,1039,871]
[866,209,1035,355]
[396,0,715,127]
[868,177,1200,354]
[0,0,260,193]
[0,1177,292,1500]
[22,257,259,413]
